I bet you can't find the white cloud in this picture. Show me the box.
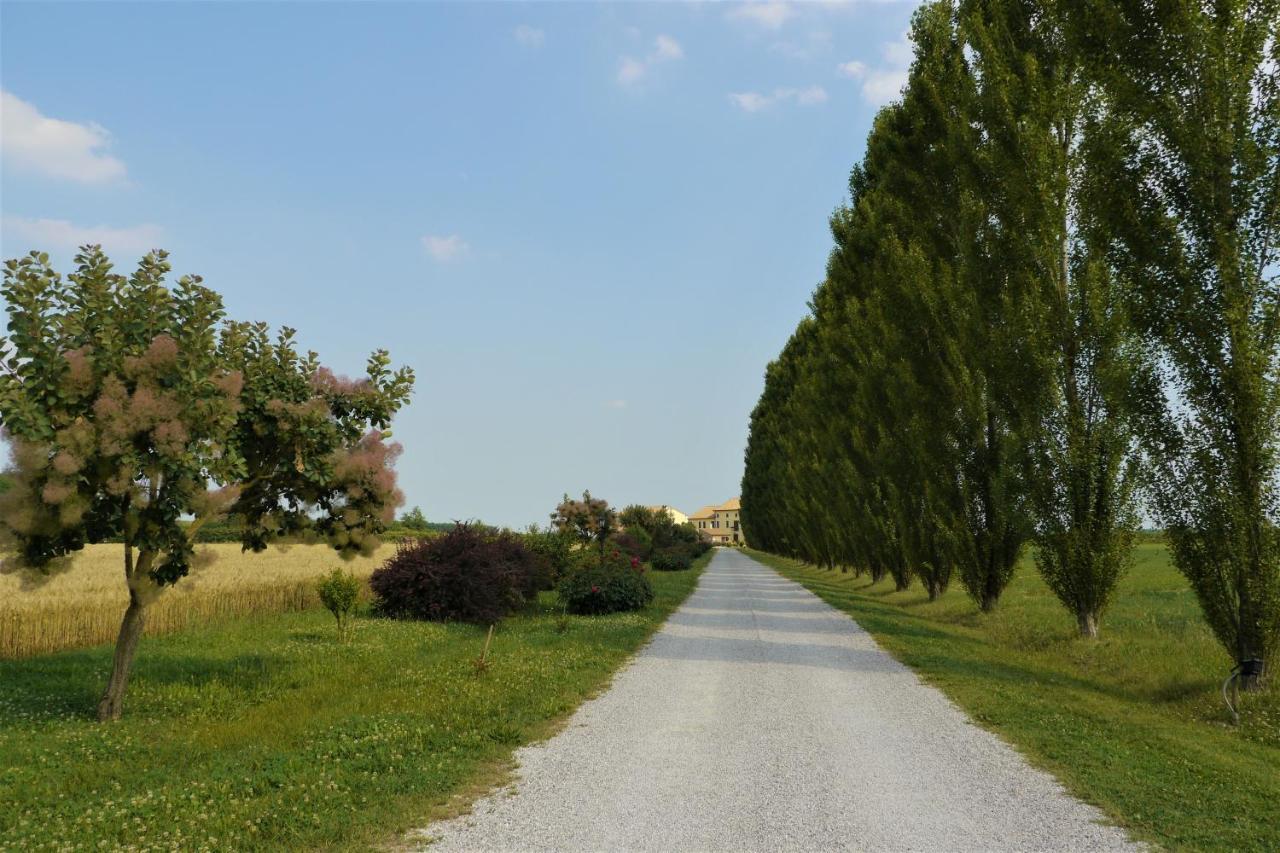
[421,234,469,261]
[618,57,648,85]
[729,85,828,112]
[605,399,628,410]
[728,2,795,30]
[837,60,868,78]
[617,34,684,86]
[882,32,914,67]
[514,25,544,47]
[1,216,162,255]
[653,34,684,61]
[770,29,833,61]
[0,91,126,184]
[861,69,910,104]
[795,85,829,105]
[729,92,773,113]
[837,32,913,106]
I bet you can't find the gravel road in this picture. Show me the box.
[418,548,1138,852]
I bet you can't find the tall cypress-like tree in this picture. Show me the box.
[1077,0,1279,682]
[869,1,1033,611]
[961,0,1148,636]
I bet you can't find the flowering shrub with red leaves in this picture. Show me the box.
[609,529,650,562]
[557,547,653,615]
[369,523,541,624]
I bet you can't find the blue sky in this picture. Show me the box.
[1,1,917,529]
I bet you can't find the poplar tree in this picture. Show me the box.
[1079,0,1279,682]
[960,0,1148,636]
[864,2,1031,610]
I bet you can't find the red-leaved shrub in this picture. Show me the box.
[369,523,540,623]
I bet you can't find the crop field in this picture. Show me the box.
[747,544,1280,851]
[0,553,712,852]
[1,543,395,659]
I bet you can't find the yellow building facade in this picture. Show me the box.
[647,505,690,525]
[688,497,744,546]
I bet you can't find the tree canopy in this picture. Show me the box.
[742,0,1278,676]
[0,246,415,718]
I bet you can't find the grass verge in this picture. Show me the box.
[0,553,711,851]
[744,545,1278,852]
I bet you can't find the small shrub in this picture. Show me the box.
[369,523,540,623]
[610,528,651,562]
[316,569,362,642]
[651,548,693,572]
[558,550,653,615]
[523,526,577,589]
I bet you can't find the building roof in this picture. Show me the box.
[689,504,719,520]
[647,505,689,523]
[717,497,741,511]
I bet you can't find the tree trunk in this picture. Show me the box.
[979,587,999,613]
[1238,658,1266,692]
[97,590,147,721]
[1077,609,1099,639]
[1239,672,1264,692]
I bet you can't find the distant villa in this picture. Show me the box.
[687,498,743,546]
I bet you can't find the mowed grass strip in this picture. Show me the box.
[0,543,395,659]
[745,544,1279,852]
[0,554,710,852]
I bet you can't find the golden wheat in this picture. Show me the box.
[0,542,393,659]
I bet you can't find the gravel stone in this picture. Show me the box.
[417,548,1140,852]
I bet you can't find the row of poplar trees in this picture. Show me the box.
[740,0,1279,687]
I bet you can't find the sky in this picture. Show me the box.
[1,0,918,529]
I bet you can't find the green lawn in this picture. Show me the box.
[746,544,1279,852]
[0,556,709,852]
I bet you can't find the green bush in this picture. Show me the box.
[651,548,694,572]
[610,526,652,561]
[558,550,654,615]
[316,569,362,642]
[523,526,578,589]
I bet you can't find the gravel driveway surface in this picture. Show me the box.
[418,548,1138,852]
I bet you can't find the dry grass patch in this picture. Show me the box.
[1,543,394,659]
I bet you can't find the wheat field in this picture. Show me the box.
[0,542,394,659]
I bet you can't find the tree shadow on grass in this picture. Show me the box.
[0,648,286,726]
[668,608,866,636]
[644,629,904,674]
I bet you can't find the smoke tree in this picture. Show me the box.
[0,247,414,719]
[551,491,616,561]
